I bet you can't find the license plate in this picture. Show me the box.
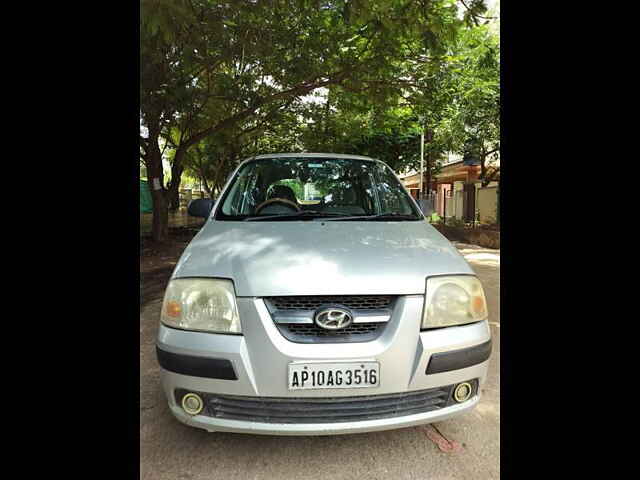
[288,361,379,390]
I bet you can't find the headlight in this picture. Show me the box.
[422,275,488,329]
[160,278,241,334]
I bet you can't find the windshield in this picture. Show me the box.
[215,157,422,221]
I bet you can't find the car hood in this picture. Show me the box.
[172,220,474,296]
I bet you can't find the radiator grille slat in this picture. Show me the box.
[267,295,394,311]
[285,323,381,336]
[208,393,448,414]
[182,386,457,424]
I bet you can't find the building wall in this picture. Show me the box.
[436,183,453,216]
[445,192,456,218]
[477,186,498,223]
[453,182,465,219]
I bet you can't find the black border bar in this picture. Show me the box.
[156,347,238,380]
[426,339,492,375]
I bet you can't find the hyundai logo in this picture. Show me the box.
[314,307,353,330]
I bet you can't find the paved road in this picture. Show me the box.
[140,243,500,480]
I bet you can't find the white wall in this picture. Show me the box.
[477,186,498,223]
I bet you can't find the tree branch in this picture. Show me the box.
[180,71,349,151]
[460,1,497,21]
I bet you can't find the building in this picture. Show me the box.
[399,152,499,224]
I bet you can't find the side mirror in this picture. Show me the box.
[187,198,214,218]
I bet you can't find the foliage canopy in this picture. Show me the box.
[140,0,498,241]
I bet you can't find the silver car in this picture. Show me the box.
[156,153,492,435]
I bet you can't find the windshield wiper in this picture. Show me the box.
[244,211,345,221]
[321,213,422,222]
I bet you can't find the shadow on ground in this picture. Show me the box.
[141,266,175,307]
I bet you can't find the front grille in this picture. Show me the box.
[268,295,394,311]
[264,295,395,343]
[175,383,477,424]
[285,323,381,336]
[276,322,385,343]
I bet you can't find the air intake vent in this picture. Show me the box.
[268,295,394,311]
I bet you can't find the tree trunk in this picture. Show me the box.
[425,129,433,195]
[151,184,169,243]
[479,148,499,187]
[146,135,169,243]
[168,187,180,211]
[201,174,212,198]
[168,157,184,212]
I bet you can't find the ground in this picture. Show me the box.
[140,236,500,480]
[140,210,204,235]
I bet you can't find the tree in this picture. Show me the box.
[141,0,478,242]
[431,23,500,186]
[181,101,305,198]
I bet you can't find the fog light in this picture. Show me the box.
[181,393,203,415]
[453,382,473,403]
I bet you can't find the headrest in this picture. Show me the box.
[268,184,297,203]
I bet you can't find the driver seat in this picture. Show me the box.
[268,185,298,204]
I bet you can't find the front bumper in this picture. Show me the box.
[166,394,481,435]
[157,295,491,435]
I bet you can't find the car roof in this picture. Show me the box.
[240,153,381,164]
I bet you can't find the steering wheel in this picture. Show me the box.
[254,198,301,214]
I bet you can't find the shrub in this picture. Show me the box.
[428,212,441,223]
